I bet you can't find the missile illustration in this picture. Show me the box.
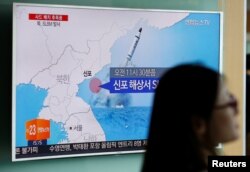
[124,27,142,67]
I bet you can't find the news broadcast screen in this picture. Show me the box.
[12,3,222,161]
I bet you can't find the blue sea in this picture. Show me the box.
[92,107,151,141]
[16,84,67,146]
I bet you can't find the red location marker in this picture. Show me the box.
[89,78,102,93]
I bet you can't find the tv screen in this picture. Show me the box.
[12,3,222,161]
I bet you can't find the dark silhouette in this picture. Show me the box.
[142,63,239,172]
[246,54,250,155]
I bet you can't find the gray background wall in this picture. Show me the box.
[0,0,218,172]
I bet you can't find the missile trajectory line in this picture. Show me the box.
[124,27,142,67]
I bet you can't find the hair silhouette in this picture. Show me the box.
[142,63,220,172]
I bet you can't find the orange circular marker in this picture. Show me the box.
[89,78,102,93]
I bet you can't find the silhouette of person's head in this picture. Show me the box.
[142,63,238,172]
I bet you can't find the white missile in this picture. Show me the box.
[124,27,142,67]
